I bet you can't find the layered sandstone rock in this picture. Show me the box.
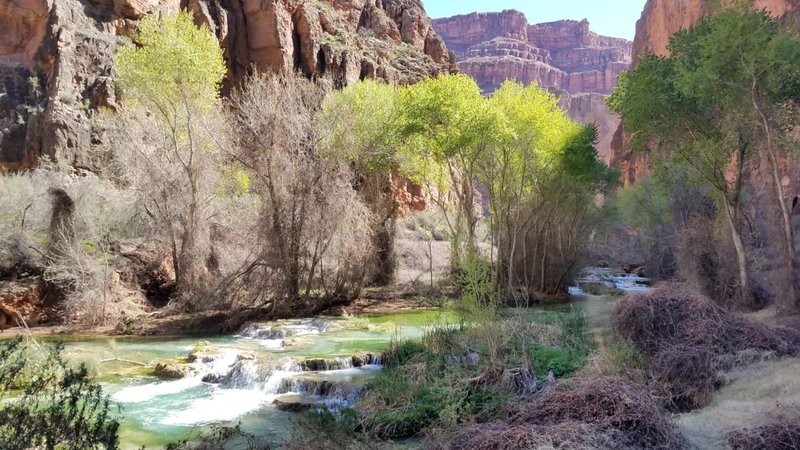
[0,0,453,169]
[609,0,800,187]
[432,10,631,166]
[432,11,632,94]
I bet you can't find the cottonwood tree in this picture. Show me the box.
[671,6,800,308]
[112,12,227,301]
[474,81,617,301]
[320,80,402,286]
[610,6,800,308]
[398,74,498,269]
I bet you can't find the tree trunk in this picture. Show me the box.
[370,216,397,286]
[722,195,750,303]
[755,105,798,309]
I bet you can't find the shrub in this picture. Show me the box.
[0,338,120,449]
[612,283,800,412]
[727,415,800,450]
[226,73,373,309]
[447,377,685,450]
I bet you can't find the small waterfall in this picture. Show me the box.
[299,353,382,371]
[238,319,332,349]
[239,319,330,340]
[211,353,383,410]
[570,267,652,295]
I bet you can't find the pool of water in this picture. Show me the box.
[57,297,622,449]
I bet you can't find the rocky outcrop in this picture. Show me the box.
[0,280,48,329]
[154,362,190,378]
[0,0,453,170]
[432,11,632,95]
[610,0,800,187]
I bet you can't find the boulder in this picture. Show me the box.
[154,362,190,379]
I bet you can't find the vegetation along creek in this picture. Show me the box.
[3,0,800,449]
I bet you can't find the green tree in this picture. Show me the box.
[321,80,402,285]
[398,74,498,268]
[112,12,227,299]
[610,5,800,307]
[0,338,120,449]
[482,81,616,300]
[115,12,226,112]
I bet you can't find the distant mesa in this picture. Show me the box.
[431,9,633,164]
[432,9,632,95]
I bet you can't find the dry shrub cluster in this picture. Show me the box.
[0,165,149,325]
[727,415,800,450]
[224,73,373,312]
[445,376,685,450]
[612,283,800,412]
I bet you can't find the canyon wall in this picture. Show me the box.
[0,0,454,169]
[432,10,631,163]
[432,10,631,95]
[610,0,800,187]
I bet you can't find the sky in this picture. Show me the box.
[423,0,648,40]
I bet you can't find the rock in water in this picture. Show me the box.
[154,362,190,379]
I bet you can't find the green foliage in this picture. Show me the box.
[321,79,399,173]
[615,176,672,233]
[604,340,647,375]
[115,12,226,112]
[398,74,495,179]
[610,6,800,181]
[382,339,426,367]
[0,338,120,450]
[456,254,496,320]
[530,345,587,378]
[219,164,251,197]
[355,311,590,440]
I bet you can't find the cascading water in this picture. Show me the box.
[62,311,446,449]
[569,266,652,296]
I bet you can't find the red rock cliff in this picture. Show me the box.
[432,10,630,165]
[432,10,632,95]
[0,0,454,169]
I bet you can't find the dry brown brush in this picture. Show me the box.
[225,73,373,313]
[444,376,685,450]
[612,283,800,412]
[727,414,800,450]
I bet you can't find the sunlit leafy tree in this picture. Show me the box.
[113,12,227,298]
[478,81,616,301]
[321,80,402,285]
[398,74,499,268]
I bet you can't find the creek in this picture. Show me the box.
[58,271,648,449]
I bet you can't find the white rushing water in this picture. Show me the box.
[68,312,455,448]
[569,266,652,295]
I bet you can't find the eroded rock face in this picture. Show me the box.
[432,11,632,95]
[432,10,631,166]
[0,280,46,329]
[0,0,453,169]
[609,0,800,187]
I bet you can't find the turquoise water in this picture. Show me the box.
[58,298,619,449]
[61,310,459,449]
